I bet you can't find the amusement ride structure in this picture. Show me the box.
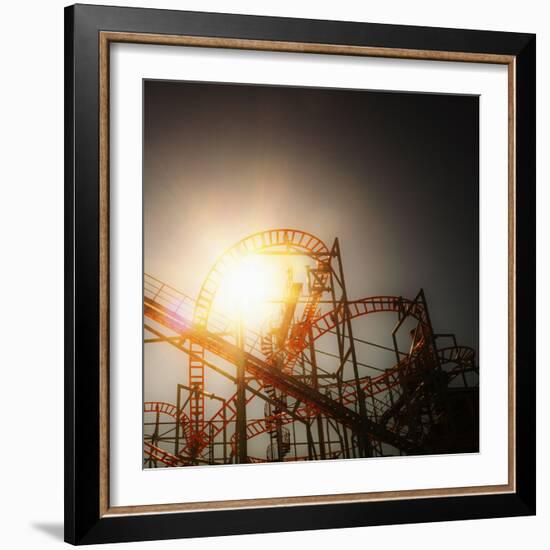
[143,229,478,467]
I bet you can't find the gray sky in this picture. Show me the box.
[143,79,479,455]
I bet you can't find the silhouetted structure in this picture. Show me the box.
[143,229,478,466]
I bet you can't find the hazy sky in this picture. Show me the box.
[143,78,479,461]
[144,79,479,348]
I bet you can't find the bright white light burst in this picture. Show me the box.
[216,255,280,326]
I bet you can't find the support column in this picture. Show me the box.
[236,318,248,464]
[333,238,372,458]
[309,328,326,460]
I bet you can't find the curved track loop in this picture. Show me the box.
[194,229,329,328]
[144,401,190,428]
[188,229,330,444]
[207,296,430,440]
[143,401,191,466]
[234,344,476,454]
[309,296,428,349]
[145,294,433,452]
[145,280,475,458]
[144,442,187,467]
[144,401,182,420]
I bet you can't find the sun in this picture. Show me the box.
[215,254,281,327]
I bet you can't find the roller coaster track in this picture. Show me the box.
[144,338,475,465]
[193,295,431,444]
[145,274,477,455]
[237,346,476,450]
[143,401,191,466]
[144,294,421,453]
[144,442,188,467]
[142,401,348,465]
[144,340,476,464]
[187,229,332,440]
[144,226,477,464]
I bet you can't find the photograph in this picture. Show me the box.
[59,3,537,544]
[0,0,543,546]
[142,80,480,467]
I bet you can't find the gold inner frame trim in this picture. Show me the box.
[98,31,516,518]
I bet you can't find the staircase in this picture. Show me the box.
[264,385,291,461]
[266,426,291,461]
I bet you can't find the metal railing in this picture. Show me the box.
[144,273,264,356]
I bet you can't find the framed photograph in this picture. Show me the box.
[64,4,536,545]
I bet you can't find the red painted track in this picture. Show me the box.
[143,229,476,464]
[188,229,331,440]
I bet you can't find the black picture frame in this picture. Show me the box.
[65,3,536,545]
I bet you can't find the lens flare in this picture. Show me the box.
[216,255,280,326]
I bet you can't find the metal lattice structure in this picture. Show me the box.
[143,229,478,467]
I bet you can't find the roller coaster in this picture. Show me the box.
[143,229,478,467]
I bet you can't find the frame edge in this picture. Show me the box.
[64,4,537,544]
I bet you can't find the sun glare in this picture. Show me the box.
[216,255,282,327]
